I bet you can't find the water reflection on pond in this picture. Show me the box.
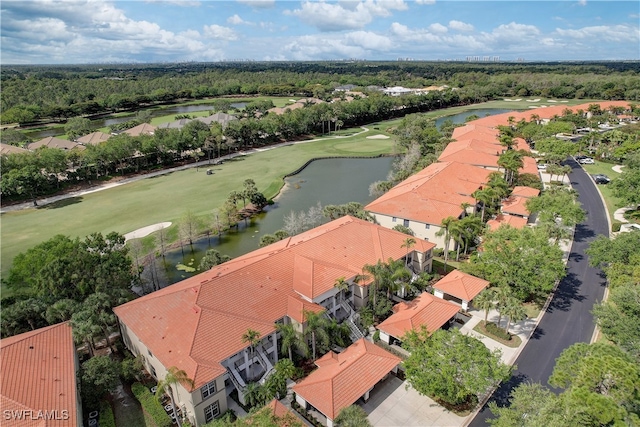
[158,156,395,286]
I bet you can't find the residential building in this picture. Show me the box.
[76,131,111,145]
[28,137,83,151]
[432,270,490,311]
[365,162,492,248]
[0,322,82,427]
[114,216,435,426]
[122,123,156,137]
[0,143,29,155]
[293,339,401,427]
[376,292,460,346]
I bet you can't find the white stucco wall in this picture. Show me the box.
[371,213,449,249]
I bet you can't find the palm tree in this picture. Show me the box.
[401,237,416,267]
[334,276,349,306]
[303,310,330,360]
[362,262,385,312]
[276,323,308,361]
[473,289,495,323]
[155,366,195,427]
[385,257,412,299]
[501,297,527,334]
[458,215,484,255]
[435,216,458,272]
[243,381,266,408]
[334,404,372,427]
[448,220,466,262]
[472,188,494,222]
[492,286,513,328]
[242,328,261,381]
[498,150,525,186]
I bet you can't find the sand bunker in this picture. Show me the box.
[503,98,522,102]
[366,134,390,139]
[526,99,541,102]
[124,222,172,241]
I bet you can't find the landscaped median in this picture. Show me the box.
[131,382,173,427]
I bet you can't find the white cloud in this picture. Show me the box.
[428,23,448,34]
[227,14,250,25]
[449,20,474,32]
[577,0,587,6]
[415,0,436,4]
[144,0,201,6]
[203,24,237,40]
[237,0,275,8]
[345,31,393,50]
[287,0,407,32]
[555,24,639,42]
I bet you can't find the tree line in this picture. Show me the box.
[2,61,638,125]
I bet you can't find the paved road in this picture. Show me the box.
[468,159,610,426]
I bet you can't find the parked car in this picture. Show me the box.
[579,157,595,164]
[593,174,610,184]
[575,155,588,161]
[537,163,548,171]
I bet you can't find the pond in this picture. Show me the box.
[434,108,515,129]
[158,155,396,285]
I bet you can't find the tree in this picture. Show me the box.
[242,328,262,381]
[611,167,640,207]
[243,382,267,408]
[392,224,414,236]
[463,226,565,301]
[334,405,372,427]
[1,164,48,206]
[0,298,48,337]
[436,216,458,271]
[403,327,511,407]
[156,366,195,427]
[488,383,564,427]
[303,310,330,360]
[264,358,297,400]
[500,296,526,334]
[526,187,585,244]
[473,289,495,324]
[45,298,80,324]
[401,237,416,267]
[81,356,121,397]
[472,188,495,222]
[179,210,203,246]
[276,323,308,361]
[497,150,526,186]
[592,284,640,360]
[65,117,93,141]
[549,342,640,426]
[199,249,231,270]
[334,276,349,305]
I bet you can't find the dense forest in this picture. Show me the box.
[2,61,639,124]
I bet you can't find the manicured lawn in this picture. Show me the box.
[580,162,626,226]
[0,132,395,280]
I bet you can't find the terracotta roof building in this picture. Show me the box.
[433,270,490,310]
[487,214,528,231]
[293,339,401,427]
[365,161,492,248]
[377,292,460,345]
[0,322,81,427]
[115,216,434,426]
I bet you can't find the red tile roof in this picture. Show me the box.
[520,157,540,176]
[511,186,540,198]
[377,292,460,339]
[292,339,400,420]
[115,216,434,389]
[501,195,530,217]
[433,270,490,302]
[1,323,79,427]
[365,162,492,225]
[487,214,528,231]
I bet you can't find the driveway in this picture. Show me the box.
[468,159,609,425]
[363,376,465,427]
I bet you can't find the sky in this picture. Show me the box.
[1,0,639,64]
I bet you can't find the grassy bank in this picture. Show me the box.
[0,130,394,282]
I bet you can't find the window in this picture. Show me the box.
[201,380,217,400]
[392,217,397,223]
[403,219,409,227]
[425,224,430,229]
[148,349,153,357]
[150,366,157,378]
[204,401,220,422]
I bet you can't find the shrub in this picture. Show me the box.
[373,329,380,342]
[611,220,622,232]
[484,321,512,341]
[131,382,172,427]
[99,400,116,427]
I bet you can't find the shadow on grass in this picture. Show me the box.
[37,196,83,210]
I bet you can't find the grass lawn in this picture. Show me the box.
[0,131,395,282]
[432,258,460,275]
[580,162,626,226]
[473,321,522,348]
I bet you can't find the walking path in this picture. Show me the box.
[0,127,371,214]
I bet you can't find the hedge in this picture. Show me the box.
[99,400,116,427]
[131,382,173,427]
[484,321,512,341]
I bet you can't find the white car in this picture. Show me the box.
[579,157,595,164]
[537,163,548,171]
